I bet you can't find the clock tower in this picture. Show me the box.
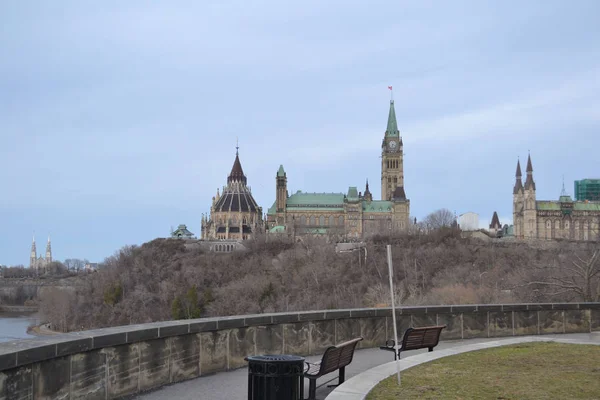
[381,100,405,201]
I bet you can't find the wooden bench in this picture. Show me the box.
[379,325,446,360]
[304,337,363,400]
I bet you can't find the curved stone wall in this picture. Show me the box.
[1,303,599,399]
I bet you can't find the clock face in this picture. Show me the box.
[388,140,397,150]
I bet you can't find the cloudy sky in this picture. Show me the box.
[1,1,599,266]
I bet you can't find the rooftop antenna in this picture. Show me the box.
[561,175,567,196]
[236,137,239,156]
[388,85,393,102]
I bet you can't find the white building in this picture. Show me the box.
[458,212,479,231]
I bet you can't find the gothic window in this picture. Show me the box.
[546,220,551,229]
[565,221,570,230]
[300,215,306,225]
[393,177,397,184]
[369,215,373,219]
[555,220,560,230]
[339,216,344,225]
[319,216,325,226]
[329,216,334,226]
[310,216,316,225]
[388,178,391,183]
[243,217,247,224]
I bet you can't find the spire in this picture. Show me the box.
[513,159,523,194]
[227,145,247,185]
[385,100,400,137]
[524,153,536,190]
[489,211,501,229]
[561,175,567,196]
[364,179,372,202]
[516,159,522,178]
[46,235,52,263]
[277,165,286,178]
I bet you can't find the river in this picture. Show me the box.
[0,312,39,342]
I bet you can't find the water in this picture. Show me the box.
[0,313,39,342]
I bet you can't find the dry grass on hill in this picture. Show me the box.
[38,229,599,332]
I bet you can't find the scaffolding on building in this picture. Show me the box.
[574,179,600,201]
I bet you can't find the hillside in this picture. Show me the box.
[39,230,599,332]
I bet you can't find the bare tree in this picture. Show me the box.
[423,208,455,230]
[526,248,600,302]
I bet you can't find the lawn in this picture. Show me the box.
[367,342,600,400]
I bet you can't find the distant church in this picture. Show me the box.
[512,155,600,240]
[30,236,52,271]
[266,99,411,238]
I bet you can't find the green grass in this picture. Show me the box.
[367,342,600,400]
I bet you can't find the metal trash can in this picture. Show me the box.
[245,354,305,400]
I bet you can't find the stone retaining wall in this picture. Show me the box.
[1,303,599,399]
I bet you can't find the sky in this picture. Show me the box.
[1,0,599,266]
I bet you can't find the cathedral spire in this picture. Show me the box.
[524,153,536,190]
[228,143,247,185]
[513,159,523,194]
[385,100,400,137]
[364,179,372,202]
[46,235,52,263]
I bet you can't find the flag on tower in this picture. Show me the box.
[388,86,393,90]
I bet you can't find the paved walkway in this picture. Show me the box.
[135,333,600,400]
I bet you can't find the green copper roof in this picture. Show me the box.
[346,187,359,201]
[269,225,286,233]
[537,200,600,211]
[277,165,285,177]
[362,200,393,213]
[286,191,345,206]
[267,202,277,215]
[386,100,400,137]
[559,195,573,202]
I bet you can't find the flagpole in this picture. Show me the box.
[387,244,401,385]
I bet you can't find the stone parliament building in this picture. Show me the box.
[512,155,600,241]
[266,99,411,238]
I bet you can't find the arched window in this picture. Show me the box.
[388,177,391,183]
[319,216,325,226]
[393,177,397,183]
[243,217,247,224]
[546,220,551,229]
[329,216,334,226]
[310,216,316,225]
[339,216,344,225]
[300,215,306,225]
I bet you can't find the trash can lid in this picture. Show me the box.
[246,354,305,362]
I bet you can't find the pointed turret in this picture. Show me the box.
[385,100,400,137]
[489,211,501,230]
[363,179,373,202]
[227,149,247,185]
[30,235,36,269]
[45,235,52,263]
[513,159,523,194]
[524,154,536,190]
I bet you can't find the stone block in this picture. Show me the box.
[244,315,272,326]
[283,323,309,356]
[452,305,477,313]
[228,327,256,370]
[564,310,589,333]
[18,343,56,366]
[169,335,200,383]
[325,310,352,320]
[349,309,378,318]
[138,339,170,392]
[189,320,217,333]
[0,365,32,400]
[489,312,512,337]
[57,338,93,357]
[335,319,361,345]
[388,316,412,340]
[104,343,140,398]
[526,303,553,311]
[358,317,386,349]
[127,328,159,343]
[592,309,600,331]
[538,311,564,334]
[477,305,502,312]
[158,323,189,338]
[199,331,228,374]
[462,313,487,338]
[513,311,537,336]
[255,325,283,355]
[553,303,579,310]
[309,320,335,354]
[411,314,436,328]
[93,333,127,349]
[33,356,70,399]
[436,314,462,340]
[70,350,106,400]
[217,318,245,330]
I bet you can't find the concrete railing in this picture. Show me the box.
[1,303,599,399]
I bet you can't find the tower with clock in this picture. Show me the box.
[381,100,405,202]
